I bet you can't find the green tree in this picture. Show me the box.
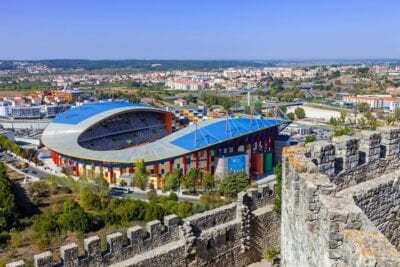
[176,201,193,218]
[395,108,400,121]
[329,117,338,126]
[58,199,92,233]
[294,90,305,99]
[134,160,149,190]
[0,162,16,242]
[129,94,140,103]
[254,100,263,114]
[32,211,61,246]
[283,92,294,102]
[280,105,288,113]
[164,170,182,191]
[287,112,295,120]
[80,186,102,210]
[273,163,282,214]
[305,135,316,144]
[202,172,215,192]
[294,107,306,119]
[386,115,395,125]
[331,70,341,79]
[339,111,347,125]
[334,126,352,136]
[184,168,200,193]
[356,102,370,113]
[219,172,249,198]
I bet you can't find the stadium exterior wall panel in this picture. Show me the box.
[52,128,279,185]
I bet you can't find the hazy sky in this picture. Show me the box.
[1,0,399,60]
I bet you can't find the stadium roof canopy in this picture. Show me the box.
[42,102,290,163]
[52,101,151,125]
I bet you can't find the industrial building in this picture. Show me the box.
[41,101,290,188]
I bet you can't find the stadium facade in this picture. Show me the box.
[41,101,290,188]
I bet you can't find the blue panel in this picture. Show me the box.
[171,118,284,150]
[52,101,150,125]
[227,154,246,173]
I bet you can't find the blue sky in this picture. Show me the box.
[1,0,399,60]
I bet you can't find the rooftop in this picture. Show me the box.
[42,102,290,163]
[52,101,152,125]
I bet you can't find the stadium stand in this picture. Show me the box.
[78,111,168,150]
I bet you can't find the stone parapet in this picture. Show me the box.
[282,127,400,267]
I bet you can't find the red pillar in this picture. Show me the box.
[110,165,113,184]
[182,155,187,176]
[75,162,79,176]
[154,163,159,177]
[169,160,173,172]
[195,152,199,169]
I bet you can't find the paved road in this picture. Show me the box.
[1,153,49,179]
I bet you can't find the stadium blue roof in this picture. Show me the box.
[43,101,291,163]
[171,118,285,150]
[52,101,151,125]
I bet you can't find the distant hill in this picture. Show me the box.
[2,59,276,71]
[2,59,400,71]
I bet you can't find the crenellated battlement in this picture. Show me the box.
[304,126,400,190]
[7,184,280,267]
[281,127,400,267]
[24,215,182,267]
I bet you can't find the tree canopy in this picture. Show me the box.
[0,162,17,245]
[294,107,306,119]
[219,172,249,198]
[134,160,149,190]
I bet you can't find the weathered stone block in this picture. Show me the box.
[84,235,101,258]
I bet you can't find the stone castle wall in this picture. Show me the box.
[282,126,400,267]
[7,184,280,267]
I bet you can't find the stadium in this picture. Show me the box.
[41,101,291,188]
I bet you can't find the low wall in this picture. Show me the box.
[7,184,280,267]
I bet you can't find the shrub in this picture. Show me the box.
[263,246,279,262]
[80,186,102,210]
[305,135,316,144]
[58,199,92,233]
[273,163,282,214]
[27,180,52,197]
